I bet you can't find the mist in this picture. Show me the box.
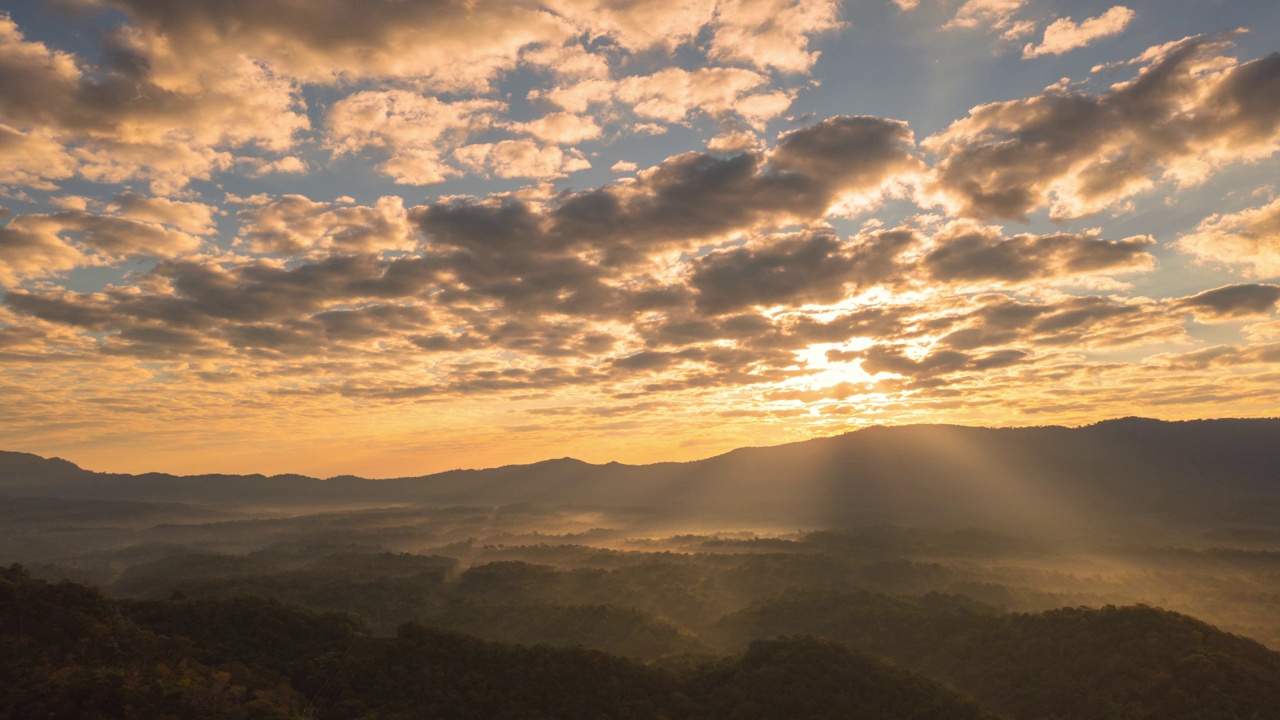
[6,419,1280,719]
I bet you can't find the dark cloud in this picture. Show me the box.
[4,252,446,358]
[4,291,117,329]
[416,116,922,268]
[784,306,915,345]
[90,0,572,90]
[1024,296,1178,347]
[935,295,1184,352]
[397,118,925,325]
[0,209,202,281]
[313,305,429,342]
[612,350,685,372]
[1175,284,1280,320]
[690,229,913,313]
[769,116,923,191]
[858,345,973,378]
[923,228,1153,283]
[1159,343,1280,370]
[926,35,1280,219]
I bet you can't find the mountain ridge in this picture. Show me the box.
[8,415,1278,480]
[4,417,1280,531]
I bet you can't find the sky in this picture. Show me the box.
[1,0,1279,477]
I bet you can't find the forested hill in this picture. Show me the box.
[10,563,1280,720]
[713,591,1280,720]
[1,565,1000,720]
[4,417,1280,529]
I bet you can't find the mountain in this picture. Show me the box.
[0,451,91,485]
[4,417,1280,531]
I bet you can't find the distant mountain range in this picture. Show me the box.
[4,417,1280,531]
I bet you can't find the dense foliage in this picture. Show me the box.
[0,565,301,719]
[426,600,704,661]
[714,591,1280,720]
[1,565,1004,720]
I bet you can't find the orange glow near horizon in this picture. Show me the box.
[2,3,1280,476]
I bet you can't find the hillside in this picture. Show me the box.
[10,562,1280,720]
[713,591,1280,720]
[2,566,1001,720]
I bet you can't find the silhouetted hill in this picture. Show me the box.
[0,451,90,485]
[4,417,1280,531]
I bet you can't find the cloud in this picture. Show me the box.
[0,14,82,128]
[935,294,1184,352]
[769,116,920,182]
[1174,284,1280,321]
[113,194,218,235]
[944,0,1027,31]
[925,34,1280,219]
[6,252,447,358]
[1155,342,1280,370]
[0,222,86,284]
[1023,6,1136,59]
[454,141,592,180]
[0,210,202,282]
[234,195,414,256]
[0,1,846,194]
[688,229,912,313]
[252,156,309,177]
[1174,197,1280,278]
[0,12,305,148]
[3,290,120,331]
[12,3,1280,466]
[514,113,602,145]
[535,67,795,129]
[0,125,77,190]
[706,0,843,74]
[92,0,573,92]
[0,117,921,373]
[707,130,763,152]
[0,13,307,192]
[999,19,1037,41]
[85,0,841,102]
[326,91,503,185]
[683,220,1158,316]
[545,0,716,53]
[858,345,1003,379]
[545,0,840,74]
[921,224,1155,285]
[416,116,921,275]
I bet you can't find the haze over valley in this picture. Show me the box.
[5,418,1280,718]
